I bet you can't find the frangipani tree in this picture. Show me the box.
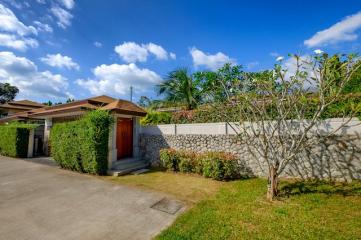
[217,53,361,200]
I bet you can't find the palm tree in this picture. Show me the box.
[157,68,200,110]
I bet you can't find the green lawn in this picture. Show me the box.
[156,178,361,240]
[101,170,361,240]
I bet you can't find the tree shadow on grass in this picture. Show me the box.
[279,180,361,197]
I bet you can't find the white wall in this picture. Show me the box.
[140,118,361,136]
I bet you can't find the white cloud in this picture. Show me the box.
[0,51,70,100]
[51,6,73,29]
[0,33,38,51]
[170,52,176,60]
[57,0,75,9]
[145,43,168,60]
[33,21,53,33]
[76,63,161,97]
[0,3,37,36]
[36,0,46,4]
[304,11,361,47]
[40,53,79,70]
[281,55,318,90]
[190,47,235,70]
[0,4,38,51]
[114,42,149,63]
[94,41,102,48]
[114,41,175,63]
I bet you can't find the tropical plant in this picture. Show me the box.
[194,63,247,102]
[158,68,201,110]
[137,96,152,108]
[324,54,361,94]
[140,111,171,125]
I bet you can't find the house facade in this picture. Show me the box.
[0,95,147,171]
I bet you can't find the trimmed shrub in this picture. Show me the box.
[178,151,196,173]
[159,148,240,181]
[201,152,240,180]
[50,110,113,175]
[0,123,38,157]
[200,153,214,178]
[222,155,241,179]
[160,148,179,171]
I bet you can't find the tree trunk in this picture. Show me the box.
[267,166,278,201]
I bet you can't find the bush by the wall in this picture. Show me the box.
[178,151,197,173]
[50,110,113,175]
[201,152,240,180]
[140,111,171,126]
[0,123,38,157]
[159,148,179,171]
[159,148,240,181]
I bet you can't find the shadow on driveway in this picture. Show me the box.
[0,155,184,240]
[21,156,59,167]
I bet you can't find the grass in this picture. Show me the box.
[156,178,361,240]
[101,170,361,239]
[102,169,224,204]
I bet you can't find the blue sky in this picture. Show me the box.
[0,0,360,103]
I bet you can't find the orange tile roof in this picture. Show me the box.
[29,103,98,117]
[0,95,147,122]
[9,100,45,107]
[0,100,45,110]
[101,99,147,116]
[88,95,116,104]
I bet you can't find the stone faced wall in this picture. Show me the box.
[140,134,361,180]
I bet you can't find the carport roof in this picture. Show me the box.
[0,95,147,123]
[0,100,45,110]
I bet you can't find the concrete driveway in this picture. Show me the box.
[0,156,183,240]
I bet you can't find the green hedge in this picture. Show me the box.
[0,123,38,157]
[159,148,241,181]
[140,111,171,126]
[50,110,113,175]
[170,93,361,124]
[142,94,361,125]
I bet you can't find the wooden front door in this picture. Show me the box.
[116,118,133,159]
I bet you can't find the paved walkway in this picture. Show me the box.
[0,156,183,240]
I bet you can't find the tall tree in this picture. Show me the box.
[195,63,248,103]
[138,96,151,108]
[0,83,19,104]
[158,68,201,110]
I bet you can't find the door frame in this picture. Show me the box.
[116,117,133,160]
